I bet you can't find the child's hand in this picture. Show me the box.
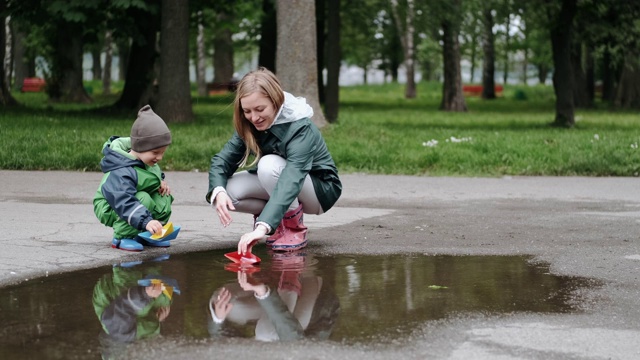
[159,180,171,196]
[146,220,163,235]
[156,306,171,322]
[145,283,163,298]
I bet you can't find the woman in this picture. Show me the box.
[206,67,342,254]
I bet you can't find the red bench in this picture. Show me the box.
[22,77,46,92]
[462,84,503,97]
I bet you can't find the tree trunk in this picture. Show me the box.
[324,0,340,122]
[481,6,496,99]
[614,53,640,109]
[503,14,510,84]
[585,45,594,105]
[196,11,207,97]
[276,0,327,128]
[390,0,416,99]
[549,0,576,127]
[49,22,92,103]
[4,17,12,88]
[102,31,113,96]
[156,0,193,122]
[601,48,615,103]
[213,11,234,85]
[113,10,159,111]
[537,63,548,84]
[571,41,591,108]
[440,16,467,111]
[0,4,16,106]
[363,64,368,84]
[91,48,102,81]
[522,48,528,85]
[117,38,130,81]
[469,36,477,84]
[11,24,27,92]
[316,0,325,104]
[391,60,399,82]
[258,0,277,71]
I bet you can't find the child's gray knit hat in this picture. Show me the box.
[131,105,172,152]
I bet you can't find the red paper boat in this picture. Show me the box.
[224,251,261,265]
[224,263,261,274]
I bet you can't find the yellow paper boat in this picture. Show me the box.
[151,222,174,240]
[138,277,182,300]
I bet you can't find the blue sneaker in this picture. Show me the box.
[111,238,143,252]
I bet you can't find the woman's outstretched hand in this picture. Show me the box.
[214,192,235,227]
[211,287,234,321]
[238,224,267,254]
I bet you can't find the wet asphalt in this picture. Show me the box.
[1,170,639,359]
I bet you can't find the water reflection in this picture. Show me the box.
[208,251,339,341]
[92,256,180,359]
[0,252,598,358]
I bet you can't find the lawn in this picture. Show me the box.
[1,82,639,177]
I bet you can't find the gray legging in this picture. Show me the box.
[225,154,324,216]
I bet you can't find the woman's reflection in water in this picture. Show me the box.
[208,251,340,341]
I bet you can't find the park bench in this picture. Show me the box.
[462,84,503,97]
[206,80,239,95]
[21,77,46,92]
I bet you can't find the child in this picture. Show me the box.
[93,105,173,251]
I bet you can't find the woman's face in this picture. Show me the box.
[240,92,276,131]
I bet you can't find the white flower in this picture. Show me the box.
[422,140,438,147]
[631,143,638,149]
[593,134,599,140]
[446,136,472,143]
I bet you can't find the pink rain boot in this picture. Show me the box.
[271,204,308,252]
[265,222,285,247]
[255,213,284,247]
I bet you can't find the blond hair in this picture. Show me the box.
[233,67,285,167]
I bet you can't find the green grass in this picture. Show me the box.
[2,82,639,177]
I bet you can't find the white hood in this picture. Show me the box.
[270,92,314,128]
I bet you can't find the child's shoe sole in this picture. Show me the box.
[112,238,143,251]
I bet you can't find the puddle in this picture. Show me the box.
[0,250,597,358]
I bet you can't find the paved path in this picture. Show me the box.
[1,170,639,286]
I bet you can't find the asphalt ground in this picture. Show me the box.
[1,170,640,359]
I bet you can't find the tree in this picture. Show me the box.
[10,22,28,91]
[258,0,277,71]
[102,30,113,95]
[9,0,103,103]
[112,3,161,111]
[615,54,640,109]
[340,0,384,84]
[547,0,577,127]
[521,2,552,85]
[195,11,207,97]
[212,8,234,85]
[155,0,194,123]
[316,0,325,104]
[275,0,326,128]
[324,0,341,122]
[439,0,467,111]
[391,0,417,99]
[481,3,496,99]
[1,0,16,106]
